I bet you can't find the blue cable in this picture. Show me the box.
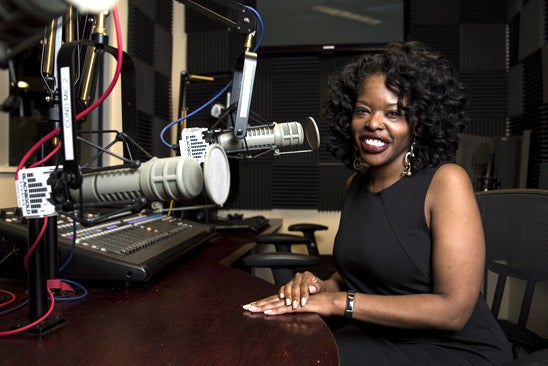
[0,212,87,316]
[59,211,77,273]
[160,81,233,149]
[54,279,88,302]
[0,278,88,316]
[0,299,28,316]
[54,213,88,302]
[245,5,264,52]
[160,6,265,150]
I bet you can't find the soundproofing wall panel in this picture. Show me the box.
[318,164,354,211]
[508,13,521,68]
[271,165,319,209]
[228,161,272,210]
[250,57,273,120]
[408,0,459,24]
[127,0,173,159]
[459,0,508,23]
[460,71,508,121]
[518,0,544,60]
[186,31,229,75]
[508,63,524,117]
[522,50,544,110]
[509,106,548,188]
[504,0,548,188]
[407,24,461,68]
[544,45,548,104]
[268,55,321,166]
[459,24,507,72]
[271,56,320,118]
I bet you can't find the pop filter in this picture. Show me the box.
[304,117,320,150]
[203,143,230,206]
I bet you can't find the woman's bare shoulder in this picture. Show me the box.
[427,163,476,208]
[432,163,473,190]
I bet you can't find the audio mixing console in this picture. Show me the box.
[0,208,216,283]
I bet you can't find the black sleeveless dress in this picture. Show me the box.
[331,165,512,366]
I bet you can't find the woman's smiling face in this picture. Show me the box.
[352,74,412,174]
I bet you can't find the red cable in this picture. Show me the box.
[0,290,16,309]
[23,216,49,272]
[0,288,55,336]
[29,141,62,169]
[1,217,58,336]
[15,5,124,178]
[15,128,61,180]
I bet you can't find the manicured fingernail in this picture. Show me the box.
[279,292,285,299]
[301,297,306,306]
[242,304,250,310]
[249,305,257,311]
[264,309,273,315]
[292,300,298,309]
[285,298,291,306]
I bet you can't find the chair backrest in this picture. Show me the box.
[476,189,548,358]
[476,189,548,282]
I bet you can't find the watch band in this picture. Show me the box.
[344,289,356,318]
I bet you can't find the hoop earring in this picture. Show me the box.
[353,147,363,171]
[402,142,415,176]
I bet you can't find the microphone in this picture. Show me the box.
[17,145,230,222]
[79,11,109,107]
[180,117,320,160]
[67,144,230,206]
[41,18,59,82]
[0,0,118,65]
[71,156,204,204]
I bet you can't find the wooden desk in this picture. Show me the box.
[0,221,339,365]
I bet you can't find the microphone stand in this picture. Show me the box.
[16,14,67,335]
[22,121,65,335]
[17,7,138,334]
[50,33,143,226]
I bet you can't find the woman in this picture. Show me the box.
[243,41,512,365]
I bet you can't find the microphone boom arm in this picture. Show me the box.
[177,0,258,36]
[177,0,260,140]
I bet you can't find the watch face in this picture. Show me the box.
[345,290,356,318]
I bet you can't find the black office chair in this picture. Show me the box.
[243,223,335,285]
[476,189,548,359]
[287,223,328,256]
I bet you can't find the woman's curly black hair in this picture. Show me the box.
[323,41,471,172]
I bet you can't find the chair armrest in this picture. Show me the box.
[243,253,320,285]
[288,223,328,233]
[243,253,320,268]
[255,233,311,253]
[288,224,328,256]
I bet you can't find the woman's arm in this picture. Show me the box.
[347,164,484,330]
[245,164,485,331]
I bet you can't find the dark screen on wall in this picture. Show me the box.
[256,0,404,48]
